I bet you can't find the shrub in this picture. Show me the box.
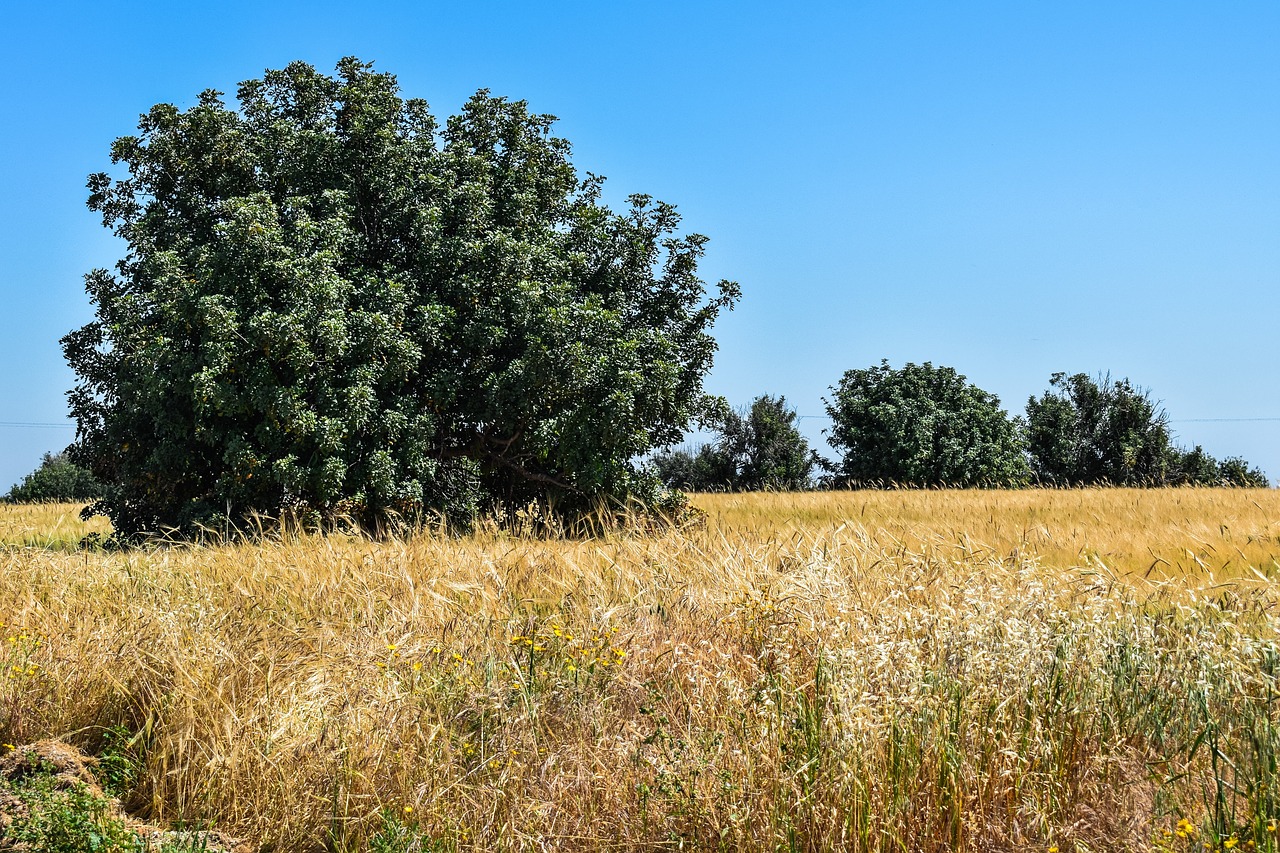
[1025,372,1172,486]
[824,361,1028,488]
[4,451,104,503]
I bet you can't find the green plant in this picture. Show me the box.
[64,57,739,540]
[367,808,458,852]
[651,395,823,492]
[1,758,143,852]
[824,360,1028,488]
[97,724,143,799]
[3,450,103,503]
[1025,372,1172,486]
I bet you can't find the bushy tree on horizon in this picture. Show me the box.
[1167,444,1219,486]
[648,443,736,492]
[4,450,104,503]
[1025,372,1269,488]
[63,58,738,539]
[1024,372,1172,486]
[823,361,1028,488]
[649,395,821,492]
[1168,445,1269,487]
[717,395,821,491]
[1216,455,1270,488]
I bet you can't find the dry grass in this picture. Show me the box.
[0,501,111,550]
[696,488,1280,579]
[2,490,1280,851]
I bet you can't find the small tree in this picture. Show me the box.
[648,445,736,492]
[1025,373,1173,486]
[1218,456,1269,488]
[63,58,738,538]
[1167,445,1221,486]
[1168,446,1269,487]
[824,361,1028,488]
[649,396,820,491]
[716,395,820,490]
[4,451,104,503]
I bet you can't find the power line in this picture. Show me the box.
[0,421,75,429]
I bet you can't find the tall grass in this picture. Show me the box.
[699,487,1280,578]
[0,501,111,550]
[2,489,1279,851]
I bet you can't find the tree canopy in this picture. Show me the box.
[650,395,820,491]
[4,451,104,504]
[824,361,1028,488]
[1026,372,1270,488]
[1024,373,1172,486]
[64,58,738,538]
[1214,456,1270,488]
[718,395,820,491]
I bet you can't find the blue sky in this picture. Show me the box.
[2,0,1277,490]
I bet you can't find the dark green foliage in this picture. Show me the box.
[1169,446,1270,487]
[1025,373,1269,488]
[649,444,736,492]
[716,395,821,490]
[1217,456,1270,488]
[0,747,212,852]
[1025,372,1172,486]
[4,450,104,503]
[63,58,737,539]
[823,361,1028,488]
[95,725,142,799]
[0,757,143,852]
[1168,444,1221,486]
[649,395,821,491]
[367,808,457,852]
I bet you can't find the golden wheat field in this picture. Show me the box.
[4,489,1280,852]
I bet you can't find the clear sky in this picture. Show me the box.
[2,0,1277,490]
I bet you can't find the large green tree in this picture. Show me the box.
[824,361,1028,488]
[1024,373,1171,486]
[64,58,738,538]
[715,395,820,490]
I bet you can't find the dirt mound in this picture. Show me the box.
[0,740,254,852]
[0,739,104,795]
